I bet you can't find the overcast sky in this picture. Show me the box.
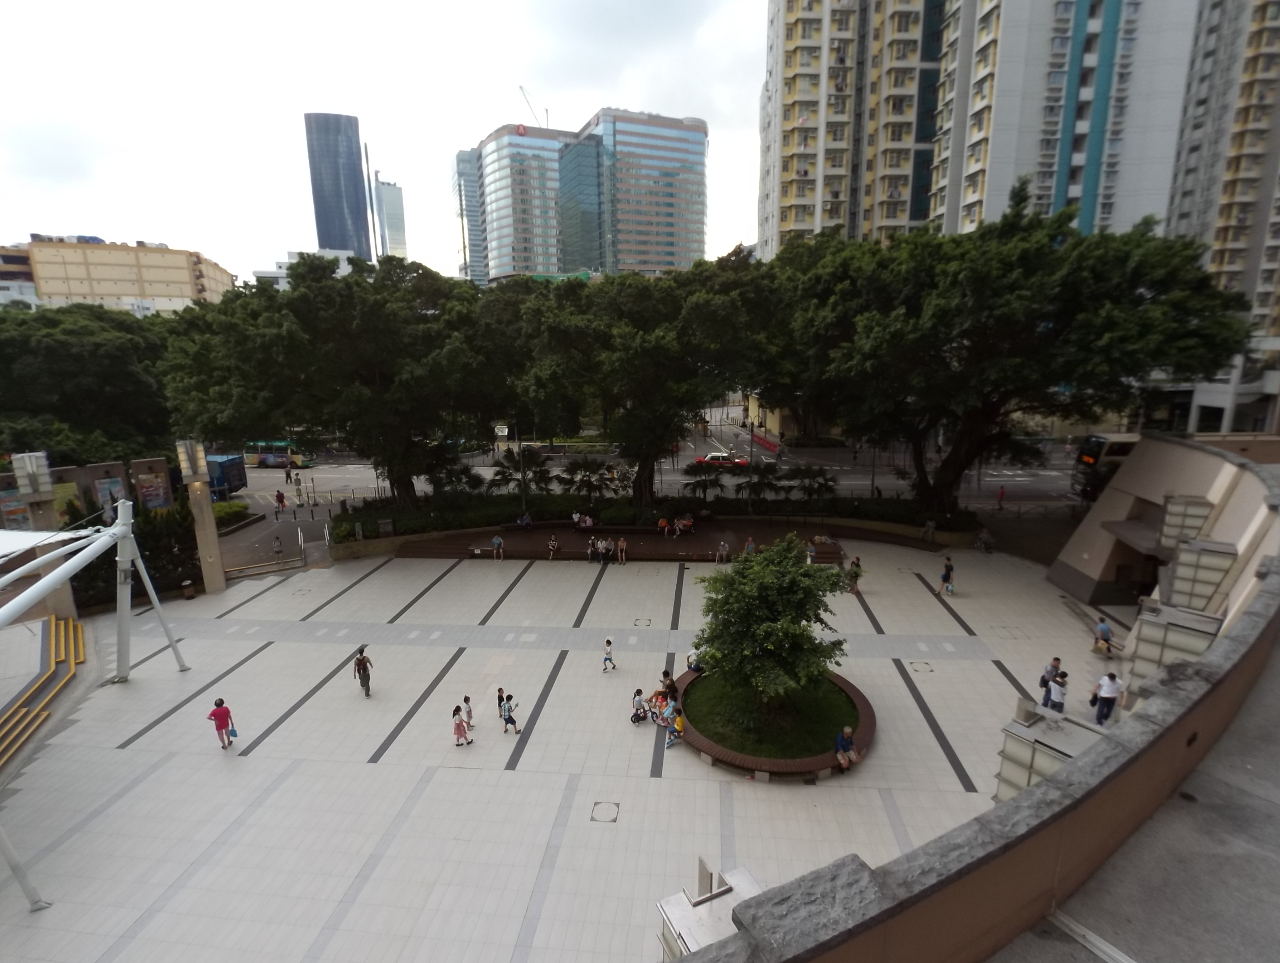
[0,0,765,282]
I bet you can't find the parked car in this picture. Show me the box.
[694,452,749,469]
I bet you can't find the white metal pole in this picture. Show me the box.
[0,822,50,911]
[0,531,100,592]
[114,501,137,682]
[0,529,121,631]
[130,546,189,672]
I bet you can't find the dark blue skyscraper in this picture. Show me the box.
[304,113,372,261]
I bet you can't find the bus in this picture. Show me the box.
[243,441,316,469]
[1071,433,1140,501]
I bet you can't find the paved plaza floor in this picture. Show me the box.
[0,542,1107,962]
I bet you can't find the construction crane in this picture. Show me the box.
[519,86,548,129]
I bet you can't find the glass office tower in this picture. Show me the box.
[375,176,407,258]
[558,135,606,274]
[304,113,372,262]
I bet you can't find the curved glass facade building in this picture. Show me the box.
[304,113,372,262]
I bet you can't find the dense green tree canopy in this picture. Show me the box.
[0,303,172,465]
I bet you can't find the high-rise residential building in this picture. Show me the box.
[304,113,372,262]
[0,235,233,315]
[458,110,707,284]
[758,0,867,260]
[454,149,487,286]
[1158,0,1280,433]
[374,176,407,258]
[861,1,945,240]
[929,0,1198,235]
[570,109,708,275]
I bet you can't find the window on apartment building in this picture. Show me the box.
[1041,137,1058,153]
[1055,1,1073,17]
[1049,71,1067,87]
[1051,36,1070,53]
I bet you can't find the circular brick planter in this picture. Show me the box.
[674,669,877,782]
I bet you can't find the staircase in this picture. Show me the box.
[0,616,85,770]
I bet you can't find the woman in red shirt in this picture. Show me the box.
[207,698,235,750]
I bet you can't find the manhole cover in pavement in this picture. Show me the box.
[909,661,933,672]
[634,618,652,627]
[591,801,620,823]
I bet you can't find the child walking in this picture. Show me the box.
[463,695,474,729]
[602,638,617,672]
[452,706,473,747]
[497,687,505,719]
[501,694,522,734]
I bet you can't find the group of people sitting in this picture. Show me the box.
[571,511,595,529]
[657,514,695,537]
[586,534,625,564]
[632,670,685,748]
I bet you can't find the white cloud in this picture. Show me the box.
[0,0,764,280]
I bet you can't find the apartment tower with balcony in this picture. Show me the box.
[758,0,868,260]
[929,0,1197,234]
[860,0,946,240]
[1160,0,1280,433]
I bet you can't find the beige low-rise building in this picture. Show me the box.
[1,235,234,315]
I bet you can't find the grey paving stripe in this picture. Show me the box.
[130,637,184,670]
[855,592,884,634]
[238,651,360,756]
[132,606,153,617]
[892,657,978,793]
[879,788,915,855]
[720,780,737,869]
[215,573,295,618]
[94,759,302,963]
[572,563,610,628]
[0,753,174,896]
[912,571,977,635]
[671,562,686,630]
[117,641,276,749]
[299,557,394,620]
[992,659,1035,701]
[302,766,438,961]
[368,647,466,763]
[479,560,536,626]
[504,648,569,771]
[510,773,581,963]
[649,651,677,778]
[387,558,463,623]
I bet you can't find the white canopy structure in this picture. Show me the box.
[0,500,190,911]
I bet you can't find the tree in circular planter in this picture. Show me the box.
[687,533,854,758]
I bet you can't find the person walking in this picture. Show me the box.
[294,477,304,506]
[616,536,628,565]
[274,490,287,512]
[1048,671,1068,713]
[285,466,292,485]
[353,645,372,697]
[847,557,863,594]
[938,556,955,595]
[491,534,504,561]
[501,694,522,734]
[547,534,559,560]
[272,535,283,562]
[207,697,235,750]
[1093,617,1116,658]
[1038,657,1063,709]
[497,687,505,719]
[602,638,617,672]
[452,706,473,747]
[1092,672,1124,726]
[463,695,475,729]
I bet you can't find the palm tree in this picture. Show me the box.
[734,461,784,514]
[781,464,837,503]
[681,461,727,502]
[556,457,618,505]
[488,448,553,499]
